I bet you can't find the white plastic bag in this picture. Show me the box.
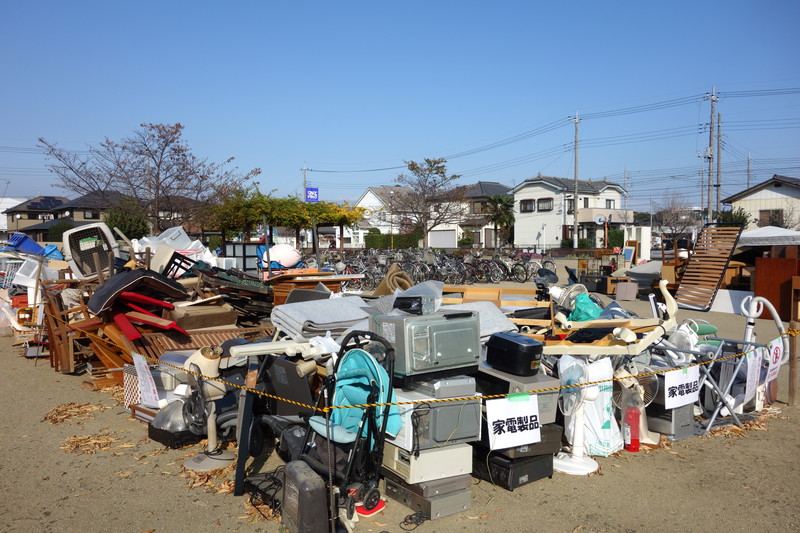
[565,357,623,457]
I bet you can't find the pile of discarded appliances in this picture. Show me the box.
[1,226,792,533]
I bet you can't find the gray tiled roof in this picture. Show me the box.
[514,174,625,194]
[462,181,512,198]
[4,195,69,213]
[722,174,800,203]
[58,190,128,210]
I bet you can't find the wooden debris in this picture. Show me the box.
[178,463,234,490]
[239,498,281,523]
[59,432,120,454]
[43,402,109,424]
[81,376,118,391]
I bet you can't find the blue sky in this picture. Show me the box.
[2,1,799,212]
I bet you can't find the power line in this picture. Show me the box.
[580,95,705,120]
[719,87,800,98]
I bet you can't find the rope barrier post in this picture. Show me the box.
[790,322,798,407]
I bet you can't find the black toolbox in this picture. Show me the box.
[485,332,543,376]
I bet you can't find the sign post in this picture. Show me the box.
[305,187,320,264]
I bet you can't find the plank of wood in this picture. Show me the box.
[81,376,118,390]
[89,342,127,386]
[118,291,175,309]
[125,311,189,337]
[113,312,142,340]
[101,324,136,359]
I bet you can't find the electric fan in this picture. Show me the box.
[549,284,588,312]
[612,362,660,449]
[553,355,599,475]
[182,347,236,471]
[549,284,589,329]
[652,322,699,367]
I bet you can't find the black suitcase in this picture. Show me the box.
[485,332,543,376]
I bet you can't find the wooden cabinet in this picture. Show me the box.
[754,257,800,321]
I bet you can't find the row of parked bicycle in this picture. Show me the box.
[301,248,558,292]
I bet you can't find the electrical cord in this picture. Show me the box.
[246,466,284,520]
[410,402,431,457]
[400,511,429,531]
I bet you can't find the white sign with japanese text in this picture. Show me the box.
[132,352,161,408]
[765,338,784,384]
[744,349,761,404]
[663,366,700,409]
[485,394,541,450]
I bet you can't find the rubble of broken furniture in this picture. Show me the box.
[0,225,279,389]
[41,266,273,389]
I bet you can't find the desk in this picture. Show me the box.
[265,271,363,305]
[754,257,800,321]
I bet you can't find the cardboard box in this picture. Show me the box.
[602,276,631,295]
[615,282,639,301]
[164,301,239,330]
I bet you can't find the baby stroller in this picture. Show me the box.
[299,330,400,522]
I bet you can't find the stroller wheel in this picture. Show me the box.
[344,494,357,520]
[362,488,381,511]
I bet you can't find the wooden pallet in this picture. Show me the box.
[674,223,743,311]
[134,326,272,361]
[441,285,552,328]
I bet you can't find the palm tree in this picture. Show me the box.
[484,194,515,250]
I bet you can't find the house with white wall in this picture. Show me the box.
[351,185,411,248]
[428,181,512,248]
[512,174,632,251]
[722,174,800,230]
[352,182,512,249]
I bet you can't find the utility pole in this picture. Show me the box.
[570,112,580,249]
[705,88,718,222]
[623,167,629,229]
[715,113,722,219]
[747,151,751,189]
[699,166,705,214]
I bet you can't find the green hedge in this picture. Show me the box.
[365,232,421,249]
[560,237,594,249]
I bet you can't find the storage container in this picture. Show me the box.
[485,331,543,376]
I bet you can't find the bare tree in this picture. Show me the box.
[652,193,702,253]
[39,123,260,233]
[392,158,465,248]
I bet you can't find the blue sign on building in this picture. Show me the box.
[305,187,319,202]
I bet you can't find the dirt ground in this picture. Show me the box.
[2,276,799,533]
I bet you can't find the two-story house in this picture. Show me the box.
[722,174,800,230]
[353,182,513,249]
[429,181,512,248]
[0,196,29,241]
[3,196,70,241]
[352,185,413,247]
[513,174,632,250]
[52,190,129,225]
